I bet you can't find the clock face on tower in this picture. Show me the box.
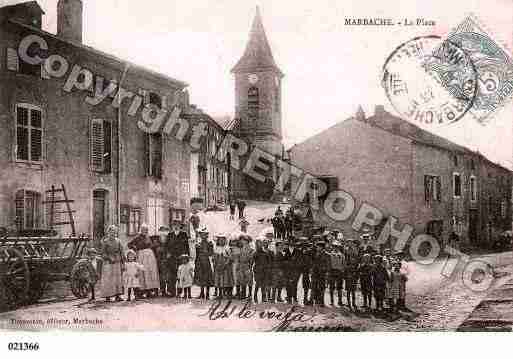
[248,73,259,84]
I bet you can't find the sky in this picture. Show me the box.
[3,0,513,169]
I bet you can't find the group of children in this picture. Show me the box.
[85,247,195,302]
[84,228,409,314]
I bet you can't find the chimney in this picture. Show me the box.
[57,0,83,43]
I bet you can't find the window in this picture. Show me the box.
[470,176,477,202]
[147,198,164,236]
[128,207,142,235]
[15,189,42,230]
[470,159,475,170]
[90,119,112,173]
[501,200,507,219]
[453,155,458,167]
[15,104,43,163]
[146,133,163,179]
[248,86,259,120]
[453,173,462,198]
[424,175,441,202]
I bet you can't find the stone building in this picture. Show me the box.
[178,94,230,210]
[290,105,512,246]
[0,1,191,242]
[230,7,285,200]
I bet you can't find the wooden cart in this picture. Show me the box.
[0,232,93,310]
[0,184,95,311]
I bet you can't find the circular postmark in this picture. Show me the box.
[382,35,478,126]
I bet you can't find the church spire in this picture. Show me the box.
[231,6,283,76]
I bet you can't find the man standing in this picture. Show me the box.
[298,237,313,306]
[237,199,246,220]
[311,239,330,307]
[165,220,190,297]
[284,240,302,304]
[253,238,272,303]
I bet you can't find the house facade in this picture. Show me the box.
[179,96,230,210]
[290,105,512,246]
[0,1,191,243]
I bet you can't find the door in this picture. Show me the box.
[93,190,108,242]
[468,209,478,244]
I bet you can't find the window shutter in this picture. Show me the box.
[30,109,43,162]
[436,177,441,201]
[424,175,430,202]
[151,134,163,179]
[15,189,25,230]
[103,120,112,174]
[90,119,105,172]
[7,48,19,72]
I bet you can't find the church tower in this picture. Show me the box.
[231,7,284,200]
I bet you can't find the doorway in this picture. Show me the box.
[93,189,109,243]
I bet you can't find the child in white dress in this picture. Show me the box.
[124,249,144,301]
[177,254,194,299]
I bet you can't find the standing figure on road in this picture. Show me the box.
[311,239,330,307]
[298,238,313,306]
[284,239,301,304]
[253,238,272,303]
[99,225,125,302]
[194,227,214,299]
[359,253,374,310]
[229,236,241,298]
[327,241,345,307]
[127,224,160,299]
[189,210,201,260]
[284,212,293,240]
[124,249,145,302]
[229,200,236,221]
[372,255,390,312]
[382,248,394,307]
[237,235,255,300]
[237,200,247,220]
[177,254,194,300]
[165,221,190,298]
[270,240,287,302]
[239,217,250,234]
[155,227,170,297]
[390,261,408,312]
[213,234,233,299]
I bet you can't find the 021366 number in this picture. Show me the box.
[8,342,40,351]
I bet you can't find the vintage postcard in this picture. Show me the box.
[0,0,512,343]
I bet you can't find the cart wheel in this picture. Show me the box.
[70,260,93,299]
[1,248,30,308]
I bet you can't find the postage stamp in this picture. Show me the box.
[445,15,513,124]
[383,15,513,127]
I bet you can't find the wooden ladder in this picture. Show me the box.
[43,184,76,237]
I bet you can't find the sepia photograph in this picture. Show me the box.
[0,0,512,344]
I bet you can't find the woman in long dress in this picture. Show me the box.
[194,227,214,299]
[98,225,125,302]
[128,224,160,298]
